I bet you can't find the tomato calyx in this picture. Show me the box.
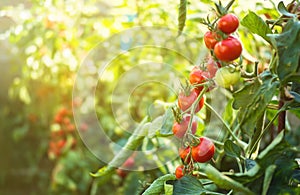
[214,0,235,16]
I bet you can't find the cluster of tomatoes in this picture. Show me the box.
[48,107,77,159]
[204,13,243,89]
[173,13,242,179]
[172,66,216,179]
[204,13,242,62]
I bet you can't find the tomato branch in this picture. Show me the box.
[205,102,247,150]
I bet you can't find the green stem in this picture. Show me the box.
[185,85,208,137]
[248,109,283,156]
[201,164,254,195]
[247,111,266,159]
[205,102,247,150]
[236,157,243,173]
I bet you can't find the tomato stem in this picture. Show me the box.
[205,102,247,150]
[185,85,208,138]
[248,108,284,156]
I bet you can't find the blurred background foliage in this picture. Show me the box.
[0,0,296,195]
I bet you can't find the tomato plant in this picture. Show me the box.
[92,1,300,195]
[2,0,300,195]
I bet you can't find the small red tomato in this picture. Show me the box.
[175,165,185,179]
[192,137,215,163]
[194,96,205,113]
[116,168,128,178]
[66,124,75,132]
[189,67,209,94]
[63,117,71,125]
[217,13,239,34]
[58,107,69,117]
[178,89,202,112]
[172,116,197,138]
[57,139,66,149]
[179,146,191,163]
[122,156,135,168]
[206,57,220,78]
[54,114,63,124]
[203,31,220,49]
[214,36,242,62]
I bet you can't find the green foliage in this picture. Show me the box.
[224,139,242,158]
[177,0,187,35]
[269,20,300,82]
[1,0,300,195]
[142,174,176,195]
[232,71,279,135]
[173,176,206,195]
[241,11,273,43]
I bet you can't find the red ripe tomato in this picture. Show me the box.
[203,31,220,50]
[214,36,242,62]
[178,89,203,112]
[192,137,215,163]
[195,96,205,113]
[217,13,239,34]
[189,67,209,94]
[172,116,197,138]
[58,107,69,117]
[116,168,127,178]
[179,146,191,163]
[175,165,185,179]
[57,139,66,149]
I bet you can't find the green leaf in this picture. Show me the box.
[164,180,174,195]
[123,173,141,195]
[173,176,206,195]
[262,165,276,195]
[277,1,296,17]
[147,116,163,138]
[142,174,176,195]
[232,71,279,135]
[177,0,187,35]
[257,131,293,170]
[268,20,300,82]
[224,140,242,158]
[158,107,174,136]
[241,11,273,43]
[12,124,29,142]
[264,141,300,194]
[222,99,235,126]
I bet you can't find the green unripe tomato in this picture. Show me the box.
[215,66,240,88]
